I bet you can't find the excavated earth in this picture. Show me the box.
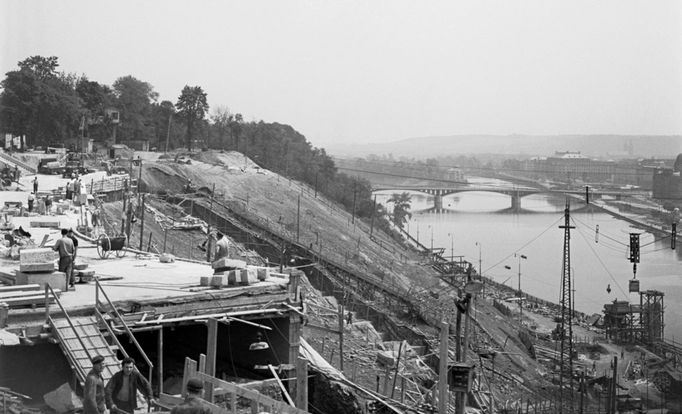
[96,150,613,410]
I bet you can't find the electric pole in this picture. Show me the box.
[559,201,575,413]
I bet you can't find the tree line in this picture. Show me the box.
[0,55,411,238]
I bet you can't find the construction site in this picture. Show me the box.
[1,148,682,414]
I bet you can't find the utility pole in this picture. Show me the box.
[165,113,172,153]
[516,254,527,325]
[438,321,449,414]
[370,195,376,237]
[296,195,300,242]
[351,182,357,225]
[559,201,576,413]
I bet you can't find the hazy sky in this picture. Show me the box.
[2,1,681,148]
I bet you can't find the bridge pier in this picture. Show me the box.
[511,192,521,211]
[433,194,443,211]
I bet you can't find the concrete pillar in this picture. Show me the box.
[511,192,521,211]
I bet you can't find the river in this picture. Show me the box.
[375,179,682,341]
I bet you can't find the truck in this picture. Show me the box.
[37,157,65,175]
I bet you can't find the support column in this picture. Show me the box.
[205,319,218,402]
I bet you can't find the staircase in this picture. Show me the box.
[0,150,37,175]
[48,316,119,385]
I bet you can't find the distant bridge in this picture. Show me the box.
[372,185,626,212]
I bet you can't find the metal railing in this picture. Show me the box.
[44,284,93,381]
[95,279,154,386]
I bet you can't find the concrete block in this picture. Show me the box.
[256,268,269,281]
[211,257,246,270]
[226,270,237,286]
[199,276,210,286]
[44,382,82,413]
[14,271,66,292]
[238,268,259,285]
[210,275,225,287]
[30,219,61,228]
[19,263,55,273]
[159,253,175,263]
[20,248,56,272]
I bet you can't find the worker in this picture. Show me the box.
[67,228,79,273]
[215,232,230,260]
[185,179,193,193]
[32,176,38,194]
[74,178,82,201]
[170,378,211,414]
[13,166,19,181]
[66,177,74,201]
[53,229,75,289]
[44,195,52,215]
[84,355,106,414]
[105,357,155,414]
[27,192,35,213]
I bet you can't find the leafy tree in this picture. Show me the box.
[113,75,157,145]
[75,76,116,142]
[176,85,208,151]
[17,55,59,80]
[387,192,412,228]
[0,56,81,147]
[210,106,234,150]
[150,100,177,151]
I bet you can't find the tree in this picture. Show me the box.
[210,106,233,149]
[176,85,208,151]
[0,56,82,147]
[388,192,412,229]
[112,75,157,145]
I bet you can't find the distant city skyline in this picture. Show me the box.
[2,1,680,148]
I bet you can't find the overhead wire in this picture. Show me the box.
[483,215,564,275]
[570,217,628,298]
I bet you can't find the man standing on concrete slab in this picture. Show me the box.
[215,232,229,260]
[67,229,79,280]
[105,357,155,414]
[33,176,38,194]
[84,355,106,414]
[170,378,211,414]
[53,229,75,289]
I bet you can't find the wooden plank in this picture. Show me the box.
[0,284,40,293]
[206,319,218,402]
[4,294,57,307]
[296,358,308,411]
[268,364,295,407]
[0,289,61,299]
[193,372,307,414]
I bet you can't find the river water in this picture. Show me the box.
[375,179,682,341]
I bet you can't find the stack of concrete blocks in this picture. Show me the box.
[15,248,66,291]
[30,219,61,228]
[200,258,272,288]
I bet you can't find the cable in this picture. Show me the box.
[571,217,628,298]
[570,215,628,247]
[483,215,564,274]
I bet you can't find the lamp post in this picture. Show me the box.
[505,253,527,325]
[447,233,454,262]
[516,254,527,324]
[475,242,482,278]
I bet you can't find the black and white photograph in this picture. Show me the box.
[1,1,681,413]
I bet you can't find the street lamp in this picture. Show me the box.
[505,253,527,324]
[447,233,455,262]
[475,242,482,279]
[516,254,527,324]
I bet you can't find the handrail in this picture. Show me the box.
[94,308,129,359]
[44,284,92,380]
[95,279,154,386]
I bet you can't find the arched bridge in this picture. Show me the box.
[373,185,604,212]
